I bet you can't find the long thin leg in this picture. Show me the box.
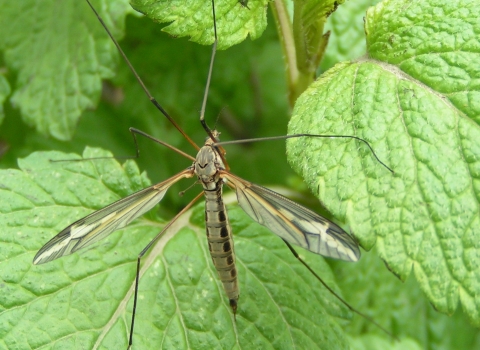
[215,134,394,174]
[282,240,398,340]
[127,192,203,349]
[199,0,230,170]
[84,0,199,151]
[200,0,218,140]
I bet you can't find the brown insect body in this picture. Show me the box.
[194,134,239,312]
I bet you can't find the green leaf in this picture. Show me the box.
[0,149,354,349]
[287,0,480,326]
[287,0,346,101]
[294,0,345,72]
[130,0,269,49]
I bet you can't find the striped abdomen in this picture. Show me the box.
[204,183,239,312]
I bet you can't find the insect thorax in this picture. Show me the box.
[194,144,226,190]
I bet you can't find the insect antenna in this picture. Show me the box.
[84,0,199,151]
[128,128,195,161]
[283,240,398,340]
[51,127,196,163]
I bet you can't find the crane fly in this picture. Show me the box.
[33,0,393,347]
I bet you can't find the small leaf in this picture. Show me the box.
[130,0,269,49]
[288,0,480,326]
[294,0,345,72]
[0,149,356,349]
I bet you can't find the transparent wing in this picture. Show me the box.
[33,169,193,264]
[224,172,360,262]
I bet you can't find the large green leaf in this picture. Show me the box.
[0,148,354,349]
[288,0,480,327]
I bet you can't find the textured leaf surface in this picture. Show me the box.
[287,0,480,326]
[0,149,355,349]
